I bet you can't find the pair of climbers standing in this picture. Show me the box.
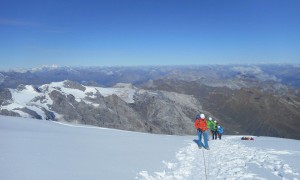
[208,117,224,140]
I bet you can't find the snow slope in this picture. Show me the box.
[1,116,300,180]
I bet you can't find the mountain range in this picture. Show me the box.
[0,64,299,139]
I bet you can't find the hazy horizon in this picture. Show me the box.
[1,63,300,72]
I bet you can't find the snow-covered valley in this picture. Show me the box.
[1,116,299,180]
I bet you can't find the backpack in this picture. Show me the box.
[218,126,224,134]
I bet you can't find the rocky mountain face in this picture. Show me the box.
[0,64,299,139]
[0,80,199,135]
[143,79,300,139]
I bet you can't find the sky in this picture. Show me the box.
[0,0,299,69]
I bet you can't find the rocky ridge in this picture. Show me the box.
[0,80,200,135]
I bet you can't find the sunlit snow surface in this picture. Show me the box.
[0,116,299,180]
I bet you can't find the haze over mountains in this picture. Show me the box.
[0,64,299,139]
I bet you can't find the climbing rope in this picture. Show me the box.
[207,135,212,180]
[202,149,208,180]
[207,146,211,179]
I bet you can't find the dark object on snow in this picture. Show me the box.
[241,137,254,140]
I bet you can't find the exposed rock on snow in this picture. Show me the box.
[0,81,201,135]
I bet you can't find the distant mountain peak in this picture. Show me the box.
[113,83,134,89]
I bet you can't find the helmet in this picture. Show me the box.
[208,117,212,121]
[214,120,217,123]
[200,114,205,119]
[218,126,220,128]
[196,114,200,119]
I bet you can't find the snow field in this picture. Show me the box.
[138,136,300,180]
[1,116,299,180]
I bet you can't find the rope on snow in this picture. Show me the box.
[202,149,208,180]
[207,147,211,179]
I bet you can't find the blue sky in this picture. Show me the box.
[0,0,299,69]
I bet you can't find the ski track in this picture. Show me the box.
[137,136,299,180]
